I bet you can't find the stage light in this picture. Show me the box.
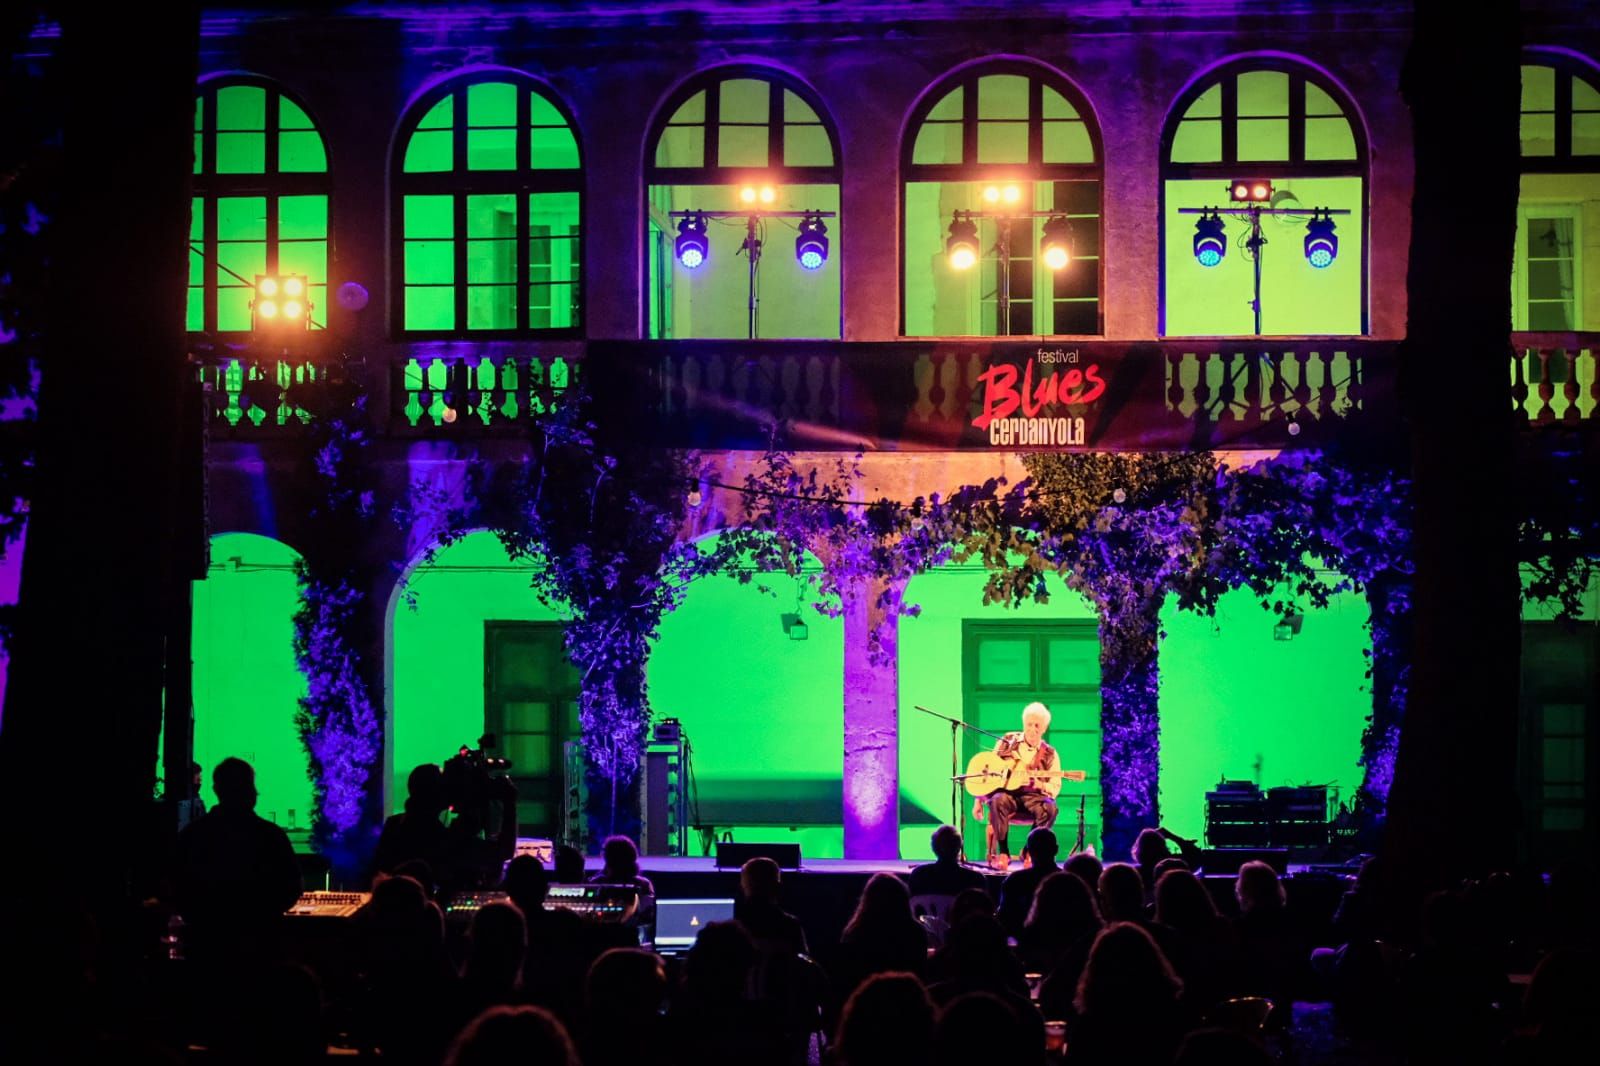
[1040,215,1072,271]
[687,488,703,509]
[947,214,980,271]
[983,185,1001,203]
[1001,184,1021,204]
[1304,211,1338,269]
[795,214,829,270]
[1230,179,1273,203]
[739,185,757,204]
[1193,212,1227,267]
[1273,613,1304,641]
[759,185,776,204]
[675,213,709,269]
[252,274,310,331]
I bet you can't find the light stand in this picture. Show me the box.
[913,704,1009,862]
[669,208,837,340]
[1178,203,1350,335]
[947,208,1074,336]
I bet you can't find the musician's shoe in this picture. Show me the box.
[989,854,1011,872]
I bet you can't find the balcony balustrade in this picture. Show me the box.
[193,333,1599,450]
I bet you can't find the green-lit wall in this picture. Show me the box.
[897,562,1099,860]
[646,542,845,856]
[183,531,1442,860]
[1157,582,1372,848]
[192,533,311,823]
[388,530,568,815]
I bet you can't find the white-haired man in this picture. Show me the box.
[983,702,1063,870]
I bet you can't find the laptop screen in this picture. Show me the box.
[654,897,736,953]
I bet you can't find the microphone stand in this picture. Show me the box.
[914,705,1009,864]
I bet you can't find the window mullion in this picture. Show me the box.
[204,194,220,334]
[1221,76,1238,165]
[1556,71,1573,161]
[706,81,721,170]
[1289,75,1307,163]
[1028,77,1043,165]
[265,87,280,176]
[454,192,469,332]
[962,79,978,167]
[769,80,784,169]
[454,90,469,332]
[519,88,532,333]
[266,195,279,275]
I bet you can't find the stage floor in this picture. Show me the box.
[598,856,926,876]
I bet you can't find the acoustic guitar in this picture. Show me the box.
[962,751,1087,799]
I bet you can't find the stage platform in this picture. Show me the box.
[585,854,1355,949]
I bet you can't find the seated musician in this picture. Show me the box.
[977,702,1062,871]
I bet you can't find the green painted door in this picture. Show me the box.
[1520,622,1597,866]
[962,619,1102,858]
[484,621,581,837]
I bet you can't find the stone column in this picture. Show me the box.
[842,577,901,858]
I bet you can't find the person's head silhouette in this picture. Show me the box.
[212,757,258,812]
[405,763,446,814]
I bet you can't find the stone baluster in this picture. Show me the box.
[1509,348,1530,422]
[1537,348,1554,422]
[1558,348,1581,423]
[1292,349,1313,420]
[1215,350,1238,422]
[1191,351,1212,421]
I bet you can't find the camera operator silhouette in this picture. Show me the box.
[374,739,518,894]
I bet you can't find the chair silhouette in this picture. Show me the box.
[910,893,955,948]
[1205,995,1274,1033]
[974,795,1038,865]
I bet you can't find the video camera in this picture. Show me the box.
[442,734,514,825]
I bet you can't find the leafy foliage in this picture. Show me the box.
[292,399,383,875]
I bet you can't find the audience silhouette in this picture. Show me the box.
[133,818,1600,1065]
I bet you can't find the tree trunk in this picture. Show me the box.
[1384,0,1522,920]
[843,577,901,858]
[1099,608,1161,863]
[0,8,198,883]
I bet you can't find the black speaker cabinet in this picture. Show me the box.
[1200,847,1289,875]
[714,842,802,870]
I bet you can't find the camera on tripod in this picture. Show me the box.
[442,734,514,826]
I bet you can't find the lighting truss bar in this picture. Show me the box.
[667,210,837,220]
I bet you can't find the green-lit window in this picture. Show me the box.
[396,77,582,334]
[903,65,1103,337]
[646,68,841,338]
[1161,62,1367,336]
[189,79,329,333]
[1516,59,1600,335]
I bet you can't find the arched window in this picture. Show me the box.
[646,67,841,339]
[1160,60,1367,336]
[1516,54,1600,331]
[393,74,582,335]
[189,77,329,333]
[902,63,1104,337]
